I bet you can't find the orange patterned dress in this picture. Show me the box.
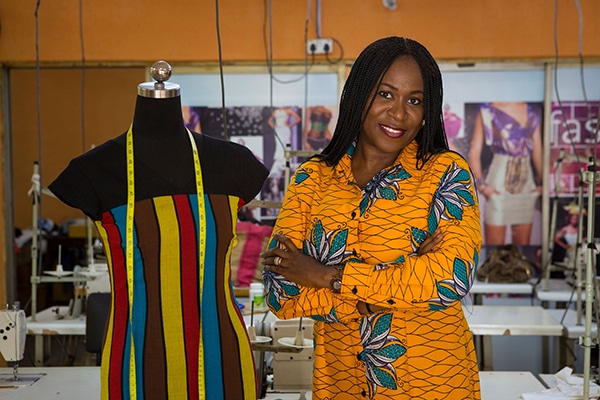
[263,140,482,399]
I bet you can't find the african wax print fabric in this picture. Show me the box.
[264,140,482,399]
[49,132,269,400]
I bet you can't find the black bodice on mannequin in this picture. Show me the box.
[130,94,195,189]
[49,94,269,220]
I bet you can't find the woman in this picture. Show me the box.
[468,101,543,245]
[261,37,482,399]
[305,105,333,150]
[268,106,302,176]
[554,204,585,265]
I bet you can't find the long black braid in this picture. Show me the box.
[318,36,449,169]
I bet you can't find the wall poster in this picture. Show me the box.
[173,69,340,223]
[441,66,546,273]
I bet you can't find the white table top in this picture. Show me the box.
[0,367,99,399]
[0,368,546,400]
[471,280,535,295]
[546,308,598,339]
[464,305,563,336]
[534,278,586,303]
[480,371,547,400]
[26,306,86,336]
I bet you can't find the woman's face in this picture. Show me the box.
[569,214,578,225]
[359,56,425,157]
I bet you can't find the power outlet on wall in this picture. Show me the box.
[306,38,333,55]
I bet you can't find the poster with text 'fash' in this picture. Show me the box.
[549,100,600,196]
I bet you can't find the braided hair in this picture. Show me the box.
[319,36,448,169]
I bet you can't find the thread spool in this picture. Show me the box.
[249,282,265,309]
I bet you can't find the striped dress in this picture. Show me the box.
[263,140,482,399]
[49,132,269,400]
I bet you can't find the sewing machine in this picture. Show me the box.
[0,303,44,390]
[0,303,26,382]
[247,312,314,398]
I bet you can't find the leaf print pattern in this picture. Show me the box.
[263,144,482,398]
[263,267,300,312]
[358,164,411,216]
[311,306,339,323]
[263,220,352,319]
[428,248,479,310]
[428,161,474,234]
[294,168,310,185]
[304,220,350,266]
[359,313,406,396]
[409,227,428,255]
[420,161,478,310]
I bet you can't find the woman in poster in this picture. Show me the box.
[468,101,543,245]
[268,107,301,175]
[553,202,586,265]
[305,105,333,151]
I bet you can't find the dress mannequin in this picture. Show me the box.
[49,62,269,400]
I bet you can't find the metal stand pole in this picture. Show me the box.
[581,158,598,399]
[30,162,40,322]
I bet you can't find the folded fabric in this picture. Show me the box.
[521,367,600,400]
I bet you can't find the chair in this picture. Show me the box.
[85,292,111,365]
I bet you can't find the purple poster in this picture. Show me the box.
[549,100,600,196]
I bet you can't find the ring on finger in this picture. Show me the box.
[273,256,282,266]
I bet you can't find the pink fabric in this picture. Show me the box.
[235,221,273,287]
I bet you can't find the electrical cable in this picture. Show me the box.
[574,0,590,113]
[79,0,86,154]
[325,37,344,64]
[262,0,270,70]
[552,0,577,155]
[552,0,594,157]
[263,0,312,84]
[267,0,283,150]
[303,0,310,156]
[215,0,229,141]
[263,0,313,174]
[316,0,322,38]
[557,2,599,397]
[34,0,43,279]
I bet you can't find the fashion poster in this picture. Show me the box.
[550,196,600,275]
[442,102,465,154]
[461,102,544,249]
[304,105,337,151]
[184,105,336,221]
[549,100,600,196]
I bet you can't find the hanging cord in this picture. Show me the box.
[263,0,313,156]
[551,0,596,266]
[266,0,283,150]
[325,37,344,64]
[263,0,312,85]
[303,0,310,140]
[574,0,590,117]
[34,0,43,278]
[552,0,577,154]
[79,0,86,153]
[215,0,228,141]
[573,0,599,166]
[315,0,322,38]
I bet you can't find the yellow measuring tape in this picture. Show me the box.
[126,126,206,399]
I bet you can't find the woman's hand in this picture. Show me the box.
[417,228,442,256]
[360,228,444,315]
[261,233,333,289]
[479,184,499,199]
[531,185,543,196]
